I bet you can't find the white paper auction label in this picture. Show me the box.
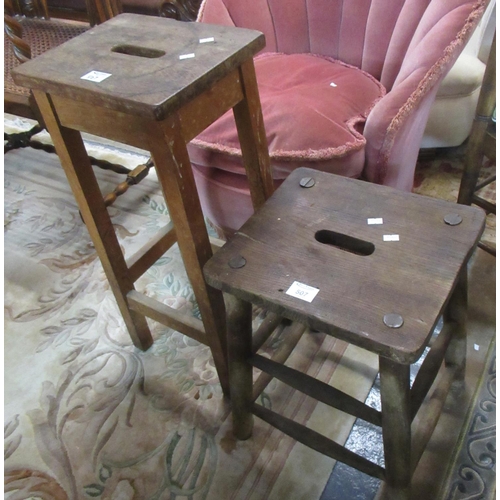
[383,234,400,241]
[285,281,320,303]
[367,218,383,225]
[81,70,112,83]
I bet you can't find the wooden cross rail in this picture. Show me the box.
[127,290,206,345]
[125,222,177,282]
[251,312,284,353]
[410,363,458,473]
[409,320,455,419]
[246,314,463,486]
[252,403,387,481]
[250,352,382,426]
[252,321,307,401]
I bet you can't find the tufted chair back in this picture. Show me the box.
[191,0,489,235]
[199,0,485,89]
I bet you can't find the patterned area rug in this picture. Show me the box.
[4,142,378,500]
[4,116,496,500]
[440,342,496,500]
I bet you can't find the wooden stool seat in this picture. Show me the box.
[13,14,275,395]
[203,167,486,498]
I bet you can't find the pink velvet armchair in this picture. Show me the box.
[188,0,489,235]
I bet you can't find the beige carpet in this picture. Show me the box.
[4,141,378,500]
[4,116,496,500]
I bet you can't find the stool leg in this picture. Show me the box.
[225,294,253,440]
[150,118,230,396]
[233,58,275,210]
[379,357,412,500]
[33,91,153,350]
[444,267,468,381]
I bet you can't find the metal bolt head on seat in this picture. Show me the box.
[383,313,404,329]
[299,177,315,188]
[444,214,463,226]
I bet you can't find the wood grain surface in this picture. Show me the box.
[13,14,265,120]
[204,168,486,363]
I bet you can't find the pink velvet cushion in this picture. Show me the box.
[189,52,386,180]
[189,52,385,234]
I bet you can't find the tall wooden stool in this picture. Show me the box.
[12,14,275,395]
[203,167,485,499]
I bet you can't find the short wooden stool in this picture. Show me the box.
[203,167,485,499]
[12,14,275,395]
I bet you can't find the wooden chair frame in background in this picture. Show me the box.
[458,33,496,256]
[4,0,157,206]
[4,0,204,205]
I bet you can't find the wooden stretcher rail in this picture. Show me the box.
[250,353,382,426]
[252,321,307,401]
[475,174,496,192]
[410,320,455,419]
[126,221,177,282]
[472,195,496,214]
[410,363,458,473]
[127,289,207,344]
[251,313,284,353]
[252,403,386,480]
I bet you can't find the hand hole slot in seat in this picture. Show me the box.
[111,45,165,58]
[315,230,375,256]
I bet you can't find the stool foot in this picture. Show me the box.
[126,311,154,351]
[380,357,412,500]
